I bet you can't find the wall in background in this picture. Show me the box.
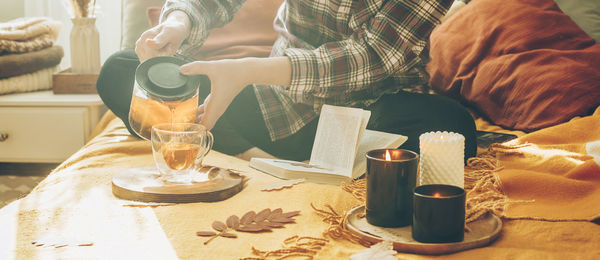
[0,1,25,22]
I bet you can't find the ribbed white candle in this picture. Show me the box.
[418,131,464,188]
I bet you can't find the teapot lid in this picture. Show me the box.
[135,56,201,101]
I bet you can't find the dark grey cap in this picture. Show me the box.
[135,56,201,101]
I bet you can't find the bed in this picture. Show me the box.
[1,0,599,258]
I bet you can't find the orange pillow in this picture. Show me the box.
[147,0,283,60]
[428,0,600,131]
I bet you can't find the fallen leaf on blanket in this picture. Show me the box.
[202,164,245,174]
[226,215,240,229]
[197,208,301,245]
[268,208,283,219]
[212,221,227,232]
[254,209,271,222]
[261,179,305,191]
[350,240,397,260]
[221,233,238,238]
[281,210,301,219]
[32,238,94,248]
[240,211,256,225]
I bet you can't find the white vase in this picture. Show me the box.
[70,17,101,74]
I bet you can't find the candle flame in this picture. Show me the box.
[433,192,442,198]
[385,150,391,162]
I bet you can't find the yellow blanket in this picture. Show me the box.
[494,107,600,221]
[1,108,599,259]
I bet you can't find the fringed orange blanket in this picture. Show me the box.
[1,108,599,259]
[490,106,600,221]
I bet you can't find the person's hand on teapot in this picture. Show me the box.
[135,10,190,62]
[180,57,292,130]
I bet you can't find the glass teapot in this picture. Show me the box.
[128,56,203,140]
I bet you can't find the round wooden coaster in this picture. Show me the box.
[112,166,244,203]
[344,205,502,255]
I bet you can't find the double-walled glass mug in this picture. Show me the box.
[128,56,204,140]
[151,123,214,183]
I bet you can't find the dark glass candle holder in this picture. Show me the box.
[412,184,466,243]
[365,149,419,227]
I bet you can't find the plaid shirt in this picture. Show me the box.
[162,0,453,141]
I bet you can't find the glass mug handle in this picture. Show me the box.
[202,130,214,157]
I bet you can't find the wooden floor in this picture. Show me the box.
[0,163,58,208]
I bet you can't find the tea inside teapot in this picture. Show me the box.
[128,56,202,140]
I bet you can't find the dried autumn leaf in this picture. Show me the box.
[269,217,295,223]
[254,221,270,228]
[212,221,227,232]
[240,211,256,225]
[199,208,301,245]
[196,231,217,237]
[262,221,285,228]
[221,233,238,238]
[268,208,283,220]
[226,215,240,229]
[268,213,283,221]
[32,238,94,248]
[261,178,305,191]
[282,210,301,218]
[254,209,271,222]
[237,224,269,232]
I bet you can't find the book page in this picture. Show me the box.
[351,130,408,178]
[354,110,372,158]
[309,105,369,176]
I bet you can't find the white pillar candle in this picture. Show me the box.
[418,131,464,188]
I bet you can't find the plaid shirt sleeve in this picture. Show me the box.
[283,0,452,109]
[160,0,247,56]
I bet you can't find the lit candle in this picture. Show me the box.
[365,149,419,227]
[418,131,464,188]
[412,184,466,243]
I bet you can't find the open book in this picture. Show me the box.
[250,105,407,185]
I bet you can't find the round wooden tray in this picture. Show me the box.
[344,205,502,255]
[112,166,244,203]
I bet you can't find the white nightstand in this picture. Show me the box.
[0,91,107,163]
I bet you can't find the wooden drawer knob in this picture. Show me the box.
[0,132,8,142]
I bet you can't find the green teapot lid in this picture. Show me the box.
[135,56,201,101]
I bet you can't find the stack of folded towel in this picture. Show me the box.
[0,17,63,95]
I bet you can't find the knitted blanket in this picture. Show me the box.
[0,17,61,54]
[0,66,58,95]
[0,111,598,259]
[0,45,63,79]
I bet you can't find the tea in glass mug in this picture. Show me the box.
[151,123,214,183]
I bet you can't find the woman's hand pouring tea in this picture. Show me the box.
[180,59,250,130]
[179,57,292,131]
[135,10,190,62]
